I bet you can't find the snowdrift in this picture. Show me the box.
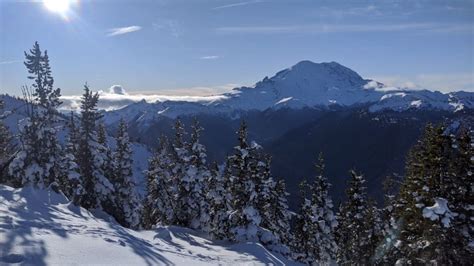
[0,185,298,265]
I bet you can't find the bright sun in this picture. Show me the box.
[43,0,73,16]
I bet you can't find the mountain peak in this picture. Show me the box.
[268,60,365,87]
[287,60,362,79]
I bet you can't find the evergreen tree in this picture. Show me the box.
[113,119,141,229]
[76,84,114,210]
[96,122,116,214]
[293,179,313,261]
[59,112,83,205]
[224,121,263,241]
[261,177,293,253]
[186,119,211,230]
[170,118,194,226]
[9,42,63,189]
[453,127,474,259]
[337,170,379,265]
[24,42,60,111]
[293,154,338,264]
[143,135,175,227]
[393,124,472,264]
[207,162,229,239]
[255,155,293,253]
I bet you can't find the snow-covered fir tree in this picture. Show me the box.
[143,135,176,227]
[76,85,115,210]
[392,124,472,265]
[166,118,211,229]
[293,180,313,261]
[95,122,118,215]
[224,121,263,242]
[186,119,211,230]
[112,119,141,229]
[170,118,195,226]
[336,170,380,265]
[261,176,293,254]
[9,42,64,189]
[97,123,114,181]
[256,155,293,254]
[207,162,230,239]
[293,154,338,264]
[59,112,83,205]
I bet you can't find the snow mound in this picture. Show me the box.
[0,185,298,265]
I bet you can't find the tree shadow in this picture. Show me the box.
[0,185,173,265]
[222,242,296,265]
[0,185,68,265]
[106,223,173,266]
[167,227,218,252]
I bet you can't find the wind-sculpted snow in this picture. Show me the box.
[0,185,299,265]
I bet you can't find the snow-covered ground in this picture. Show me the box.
[0,185,298,265]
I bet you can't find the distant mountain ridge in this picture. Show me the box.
[103,60,474,124]
[2,62,473,210]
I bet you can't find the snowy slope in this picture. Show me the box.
[101,61,474,124]
[0,185,298,265]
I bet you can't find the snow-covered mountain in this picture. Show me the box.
[0,185,297,265]
[102,60,474,123]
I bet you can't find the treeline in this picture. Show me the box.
[0,42,472,265]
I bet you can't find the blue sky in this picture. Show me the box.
[1,0,473,96]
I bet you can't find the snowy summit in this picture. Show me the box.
[101,60,474,122]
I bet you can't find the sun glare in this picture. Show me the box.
[43,0,77,18]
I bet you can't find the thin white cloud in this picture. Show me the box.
[155,84,239,96]
[107,26,142,37]
[213,0,263,10]
[371,73,474,93]
[200,55,219,60]
[0,60,22,65]
[59,84,239,111]
[216,23,472,34]
[152,20,181,37]
[316,5,383,18]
